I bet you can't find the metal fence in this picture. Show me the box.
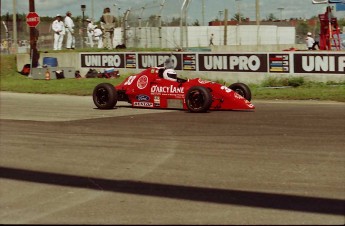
[1,0,302,53]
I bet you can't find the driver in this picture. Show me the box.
[162,68,177,82]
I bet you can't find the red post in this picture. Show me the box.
[29,0,39,67]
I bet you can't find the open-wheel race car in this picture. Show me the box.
[93,67,255,113]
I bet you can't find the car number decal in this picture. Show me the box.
[124,75,137,86]
[220,86,232,93]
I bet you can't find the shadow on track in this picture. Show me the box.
[1,166,344,216]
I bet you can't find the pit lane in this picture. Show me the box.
[0,92,344,224]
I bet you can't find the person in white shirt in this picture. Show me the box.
[93,25,103,48]
[64,11,75,49]
[51,14,65,50]
[305,32,315,50]
[86,19,94,48]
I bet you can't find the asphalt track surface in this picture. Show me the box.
[0,92,344,225]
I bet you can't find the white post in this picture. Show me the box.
[12,0,18,53]
[180,0,187,49]
[158,0,166,49]
[138,5,145,48]
[185,0,192,49]
[256,0,260,49]
[91,0,94,21]
[202,0,205,26]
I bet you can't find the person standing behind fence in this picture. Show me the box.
[52,14,65,50]
[64,11,75,49]
[93,25,103,49]
[100,7,115,50]
[86,19,94,48]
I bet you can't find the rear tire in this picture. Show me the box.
[185,86,212,113]
[228,83,252,101]
[93,83,118,109]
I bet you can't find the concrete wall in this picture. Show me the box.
[17,51,345,84]
[122,25,296,49]
[17,52,79,72]
[212,44,307,52]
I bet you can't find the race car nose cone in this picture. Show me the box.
[245,100,255,109]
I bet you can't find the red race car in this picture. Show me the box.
[93,67,255,113]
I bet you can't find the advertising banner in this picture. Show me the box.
[183,54,197,71]
[137,53,182,70]
[198,54,268,72]
[80,53,125,68]
[294,53,345,74]
[79,52,344,76]
[269,54,290,73]
[125,53,137,68]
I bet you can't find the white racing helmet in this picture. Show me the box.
[163,69,177,82]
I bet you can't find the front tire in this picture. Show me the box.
[185,86,212,113]
[93,83,118,109]
[228,83,252,101]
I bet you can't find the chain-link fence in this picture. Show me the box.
[115,0,182,49]
[1,0,322,53]
[1,0,179,53]
[1,16,86,53]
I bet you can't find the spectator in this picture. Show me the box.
[64,11,75,49]
[51,14,65,50]
[209,33,214,46]
[93,25,103,49]
[313,35,320,50]
[100,7,116,49]
[305,32,316,50]
[86,19,94,48]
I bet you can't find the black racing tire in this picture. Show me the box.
[228,83,252,101]
[185,86,212,113]
[93,83,118,109]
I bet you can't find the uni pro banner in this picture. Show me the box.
[198,54,268,72]
[294,53,345,74]
[80,53,125,68]
[137,53,182,70]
